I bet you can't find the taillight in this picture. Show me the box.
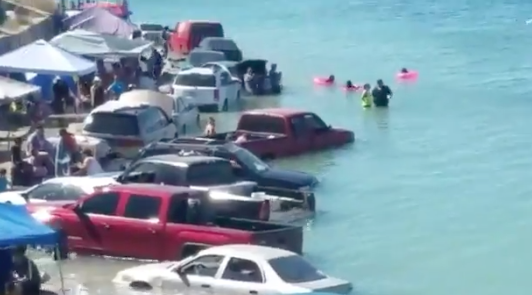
[259,200,270,221]
[213,89,220,101]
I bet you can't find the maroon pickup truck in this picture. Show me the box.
[201,108,354,159]
[28,183,303,261]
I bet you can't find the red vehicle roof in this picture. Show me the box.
[107,183,197,195]
[243,108,307,117]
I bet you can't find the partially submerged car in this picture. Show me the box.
[187,49,226,67]
[119,90,200,135]
[113,244,353,294]
[199,37,243,62]
[29,184,303,260]
[81,100,177,158]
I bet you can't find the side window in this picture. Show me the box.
[220,72,230,85]
[26,183,63,200]
[180,255,225,277]
[80,192,119,216]
[123,194,161,220]
[126,162,159,183]
[154,164,180,185]
[303,114,327,130]
[141,107,169,133]
[290,116,308,138]
[221,258,264,283]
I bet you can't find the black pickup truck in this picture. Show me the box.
[136,138,319,190]
[111,154,316,222]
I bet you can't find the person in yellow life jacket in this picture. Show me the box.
[361,83,373,108]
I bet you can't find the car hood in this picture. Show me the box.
[260,168,318,189]
[0,191,27,205]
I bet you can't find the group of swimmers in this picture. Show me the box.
[323,75,395,108]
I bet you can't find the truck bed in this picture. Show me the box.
[203,131,287,142]
[214,217,303,254]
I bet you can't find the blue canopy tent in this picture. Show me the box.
[0,203,58,247]
[0,40,96,76]
[0,203,59,290]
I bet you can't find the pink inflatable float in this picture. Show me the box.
[397,68,418,80]
[313,76,335,86]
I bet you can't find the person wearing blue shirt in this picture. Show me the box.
[106,75,125,99]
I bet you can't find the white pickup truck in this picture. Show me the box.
[171,67,241,112]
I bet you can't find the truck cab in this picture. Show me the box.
[29,184,302,261]
[169,21,224,55]
[201,108,355,159]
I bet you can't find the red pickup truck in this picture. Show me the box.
[28,183,303,261]
[200,108,354,159]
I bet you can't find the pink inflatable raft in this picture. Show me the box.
[313,76,335,86]
[396,69,418,80]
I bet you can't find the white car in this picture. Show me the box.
[171,67,241,112]
[120,90,200,135]
[82,100,177,158]
[0,176,117,204]
[113,244,352,294]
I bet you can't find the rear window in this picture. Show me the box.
[174,74,216,87]
[83,113,140,136]
[139,23,164,31]
[191,23,224,38]
[186,162,235,185]
[238,115,286,134]
[269,255,327,283]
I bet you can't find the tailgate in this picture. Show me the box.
[251,225,303,254]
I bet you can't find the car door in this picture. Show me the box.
[113,193,164,259]
[60,191,120,255]
[215,257,272,295]
[289,115,314,155]
[301,113,332,150]
[162,254,226,293]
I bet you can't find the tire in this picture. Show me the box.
[222,99,229,112]
[130,281,152,290]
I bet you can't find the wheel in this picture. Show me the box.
[222,99,229,111]
[182,124,187,135]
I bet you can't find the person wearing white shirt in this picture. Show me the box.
[73,149,104,176]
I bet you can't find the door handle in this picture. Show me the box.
[249,291,258,294]
[102,223,110,229]
[148,228,157,234]
[201,284,210,288]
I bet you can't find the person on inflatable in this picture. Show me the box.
[345,80,354,88]
[400,68,409,74]
[360,83,372,108]
[325,75,335,83]
[372,79,393,107]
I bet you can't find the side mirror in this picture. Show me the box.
[72,202,83,213]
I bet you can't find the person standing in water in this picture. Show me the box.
[360,83,373,108]
[372,79,393,107]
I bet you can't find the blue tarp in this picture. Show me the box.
[25,74,78,103]
[0,203,58,247]
[0,40,96,76]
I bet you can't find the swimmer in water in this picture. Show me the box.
[326,75,335,83]
[401,68,408,74]
[346,80,354,88]
[361,83,372,108]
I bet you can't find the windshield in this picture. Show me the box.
[174,74,216,87]
[269,255,326,283]
[83,113,140,136]
[229,145,269,173]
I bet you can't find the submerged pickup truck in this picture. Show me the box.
[111,154,316,222]
[28,183,303,261]
[198,108,354,159]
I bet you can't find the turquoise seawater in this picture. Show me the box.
[43,0,532,295]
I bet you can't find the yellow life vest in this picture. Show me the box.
[361,93,372,108]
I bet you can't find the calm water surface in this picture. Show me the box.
[41,0,532,294]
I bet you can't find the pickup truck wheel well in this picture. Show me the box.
[262,153,275,161]
[130,281,152,290]
[181,243,208,259]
